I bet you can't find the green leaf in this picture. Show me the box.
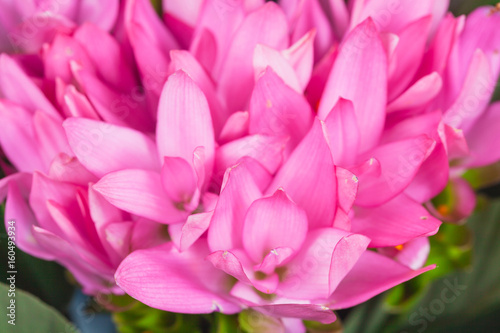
[0,282,78,333]
[113,301,209,333]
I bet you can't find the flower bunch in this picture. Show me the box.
[0,0,499,329]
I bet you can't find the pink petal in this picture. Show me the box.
[278,228,370,299]
[254,247,295,275]
[48,153,98,185]
[243,189,308,263]
[404,142,449,203]
[161,156,198,205]
[218,111,249,144]
[335,167,358,214]
[33,111,71,167]
[5,181,54,260]
[63,118,160,177]
[387,72,443,112]
[253,45,302,93]
[208,161,262,251]
[289,0,334,61]
[192,0,245,77]
[157,70,215,183]
[60,84,100,119]
[162,0,203,47]
[179,210,214,252]
[115,242,240,314]
[328,251,436,309]
[72,65,154,132]
[305,46,337,111]
[352,193,441,247]
[42,33,95,83]
[327,0,350,39]
[249,68,313,153]
[462,102,500,167]
[394,237,430,270]
[77,0,119,31]
[73,23,136,92]
[169,50,225,136]
[0,101,44,172]
[281,29,315,91]
[443,50,498,131]
[32,226,116,294]
[189,28,217,74]
[349,0,447,34]
[418,13,461,77]
[125,0,179,111]
[354,135,436,206]
[388,16,432,101]
[214,134,287,179]
[93,169,186,224]
[0,54,59,118]
[318,19,387,152]
[323,98,360,167]
[217,2,289,114]
[206,250,252,284]
[267,119,337,229]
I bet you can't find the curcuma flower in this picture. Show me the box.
[0,0,499,330]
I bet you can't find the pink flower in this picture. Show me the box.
[0,0,119,53]
[1,0,499,329]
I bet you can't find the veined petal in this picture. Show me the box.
[462,102,500,167]
[77,0,119,31]
[157,70,215,183]
[217,2,289,114]
[387,72,443,112]
[318,19,387,152]
[267,119,337,229]
[206,250,252,284]
[214,134,286,179]
[243,189,308,263]
[443,49,497,131]
[0,54,59,118]
[115,242,240,314]
[282,30,315,91]
[208,162,262,251]
[218,111,249,144]
[388,16,432,101]
[161,156,198,205]
[249,68,313,153]
[33,111,71,167]
[5,181,54,260]
[0,101,44,172]
[93,169,186,224]
[328,251,435,309]
[63,118,160,177]
[169,50,225,136]
[323,98,359,167]
[278,228,370,299]
[253,45,302,93]
[352,193,441,247]
[354,135,436,206]
[73,23,136,92]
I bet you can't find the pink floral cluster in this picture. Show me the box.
[1,0,499,329]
